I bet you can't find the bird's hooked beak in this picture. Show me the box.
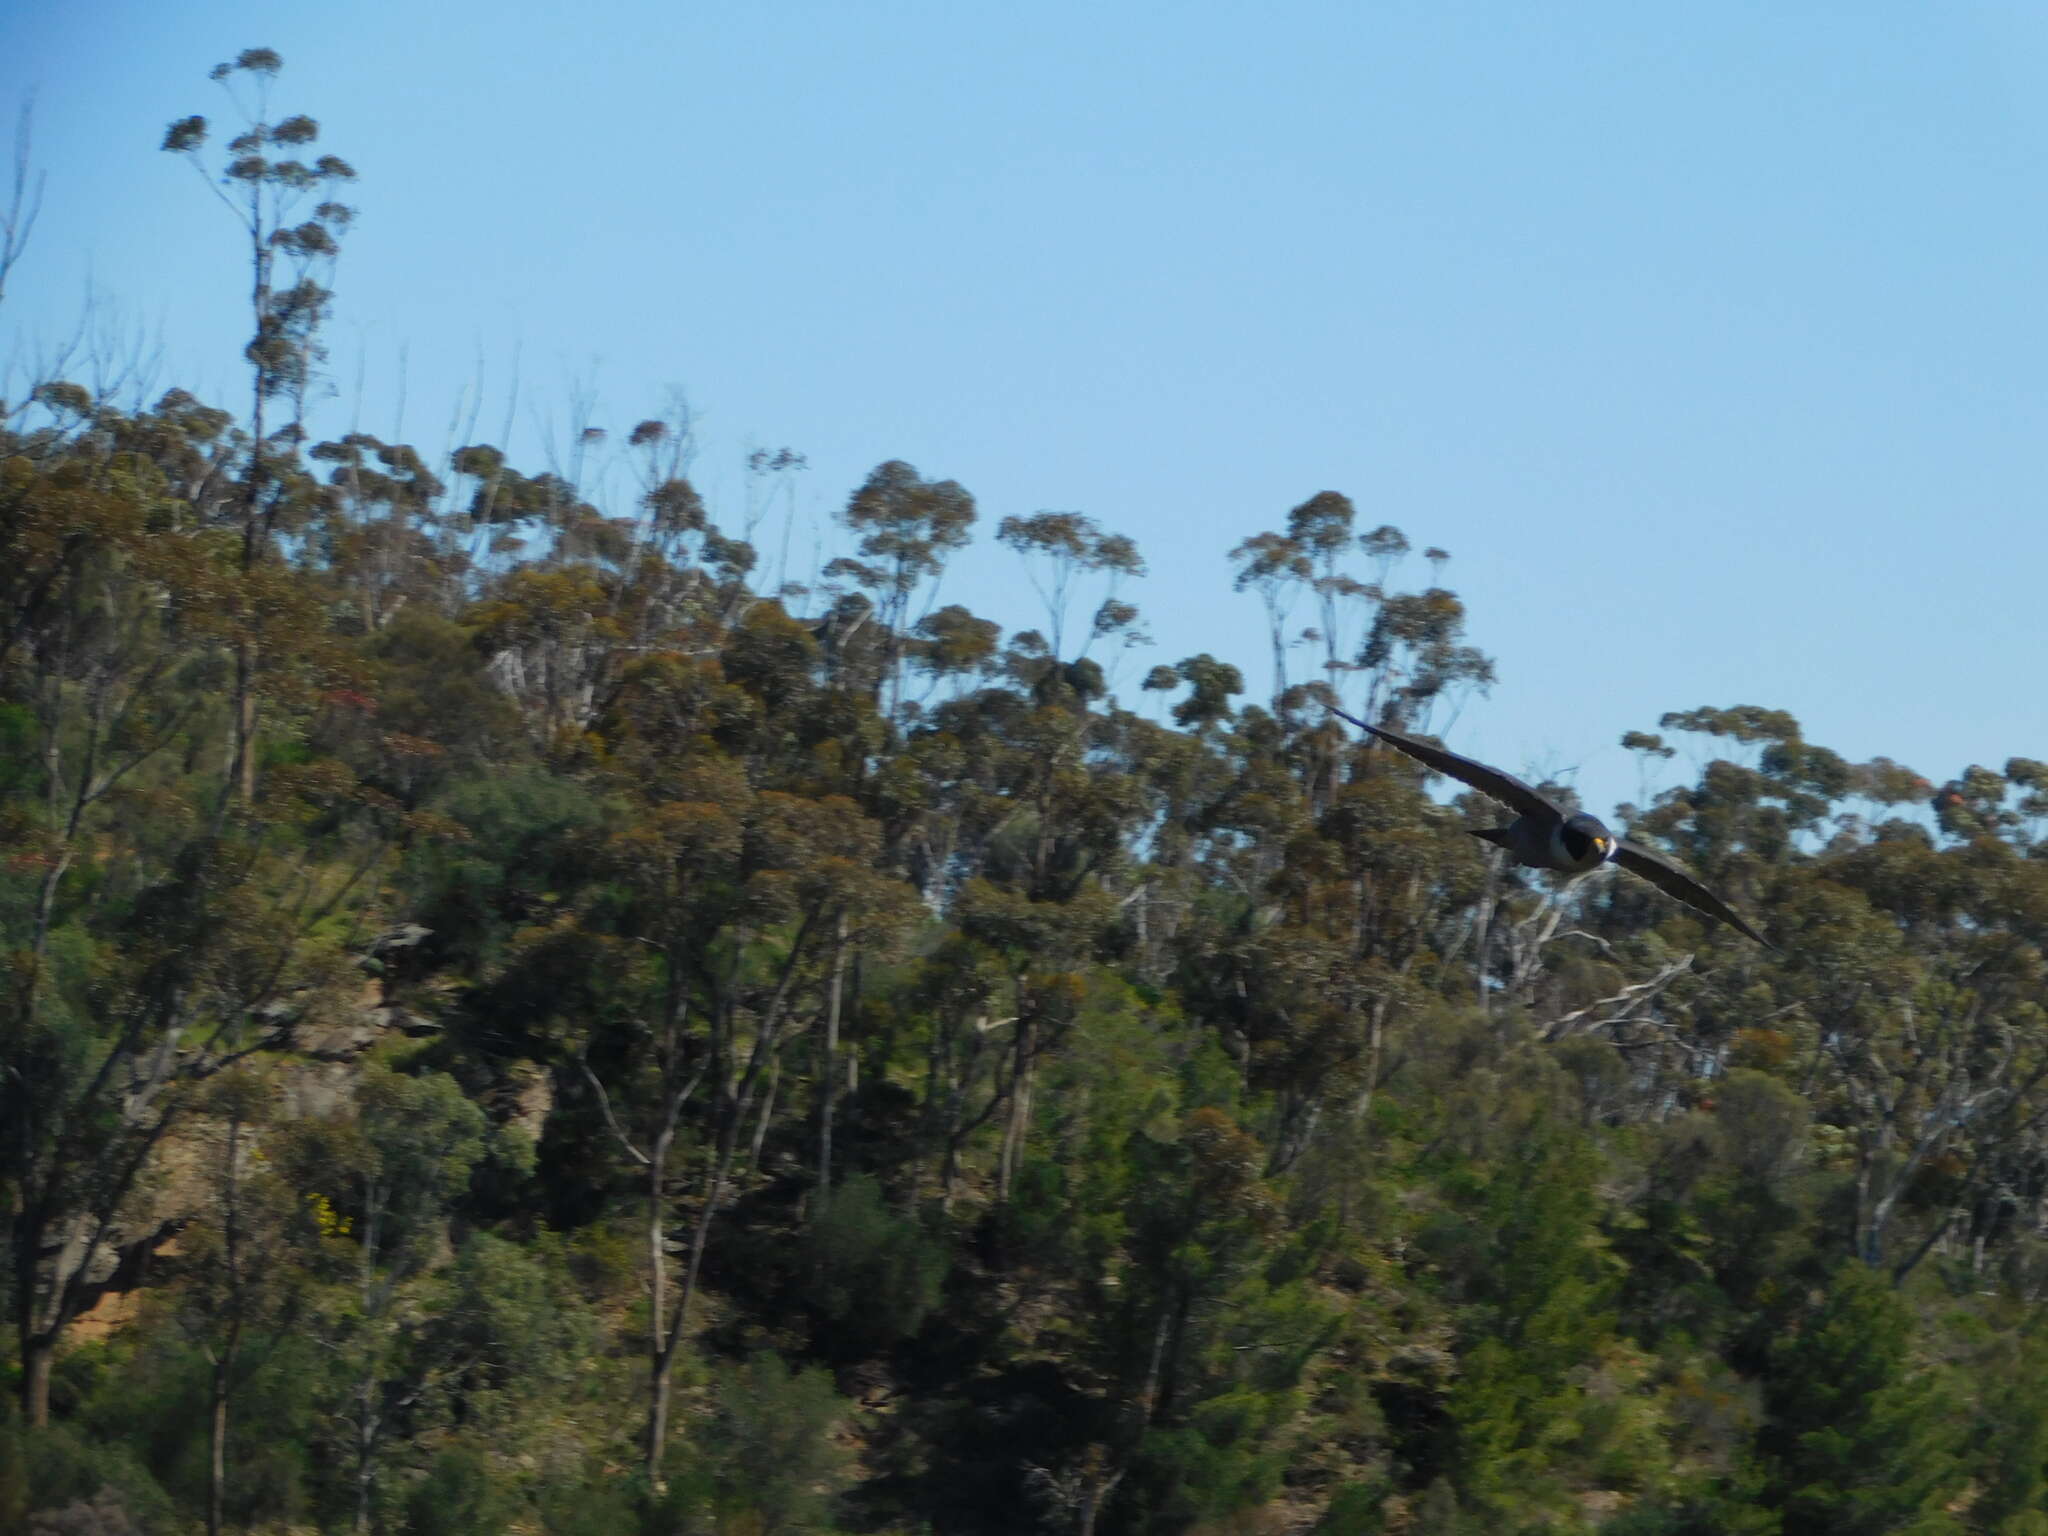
[1593,835,1612,859]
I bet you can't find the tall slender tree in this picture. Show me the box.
[163,48,355,801]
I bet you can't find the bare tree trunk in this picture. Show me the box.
[17,1075,186,1427]
[905,1015,951,1213]
[646,1351,675,1483]
[998,1015,1037,1203]
[353,1377,377,1535]
[816,912,849,1215]
[1076,1465,1123,1536]
[1080,1297,1173,1536]
[21,1338,52,1428]
[231,256,267,809]
[1891,1210,1956,1288]
[1352,997,1391,1124]
[208,1354,230,1536]
[207,1113,245,1536]
[30,850,72,962]
[1264,597,1288,701]
[663,917,818,1426]
[643,1131,673,1483]
[353,1192,384,1536]
[234,644,258,803]
[575,960,703,1486]
[670,1118,742,1388]
[1474,850,1499,1014]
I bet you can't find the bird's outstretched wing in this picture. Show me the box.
[1613,840,1772,948]
[1328,707,1560,820]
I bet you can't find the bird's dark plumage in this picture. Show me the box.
[1330,708,1554,819]
[1330,707,1772,947]
[1611,841,1771,948]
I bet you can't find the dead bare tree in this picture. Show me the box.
[0,99,44,311]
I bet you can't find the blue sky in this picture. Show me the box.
[5,1,2045,817]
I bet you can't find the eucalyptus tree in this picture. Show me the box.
[0,364,446,1444]
[1094,694,1241,983]
[163,47,356,801]
[1355,585,1494,733]
[310,431,449,633]
[995,510,1147,669]
[1620,728,1677,815]
[581,675,757,1481]
[1285,490,1367,698]
[1189,716,1484,1166]
[0,438,204,968]
[281,1066,487,1535]
[808,845,922,1217]
[579,625,919,1478]
[833,459,976,717]
[1810,812,2048,1278]
[899,933,1011,1209]
[0,404,358,1428]
[908,603,1002,703]
[956,878,1118,1202]
[1079,1105,1312,1536]
[175,1069,306,1536]
[1229,529,1309,699]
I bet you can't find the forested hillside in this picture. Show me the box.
[7,51,2048,1536]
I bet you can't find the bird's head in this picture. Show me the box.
[1561,812,1615,865]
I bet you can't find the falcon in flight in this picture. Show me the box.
[1330,708,1772,948]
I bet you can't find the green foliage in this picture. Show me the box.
[803,1174,947,1357]
[404,1443,520,1536]
[438,1229,596,1421]
[1423,1127,1627,1515]
[1759,1263,1966,1536]
[1131,1386,1297,1531]
[534,1469,642,1536]
[1968,1333,2048,1535]
[1602,1473,1781,1536]
[353,1062,489,1223]
[0,1404,28,1532]
[652,1353,848,1536]
[19,1420,175,1534]
[1318,1482,1389,1536]
[0,700,34,796]
[407,765,611,977]
[15,96,2048,1536]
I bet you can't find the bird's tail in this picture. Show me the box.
[1469,827,1515,850]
